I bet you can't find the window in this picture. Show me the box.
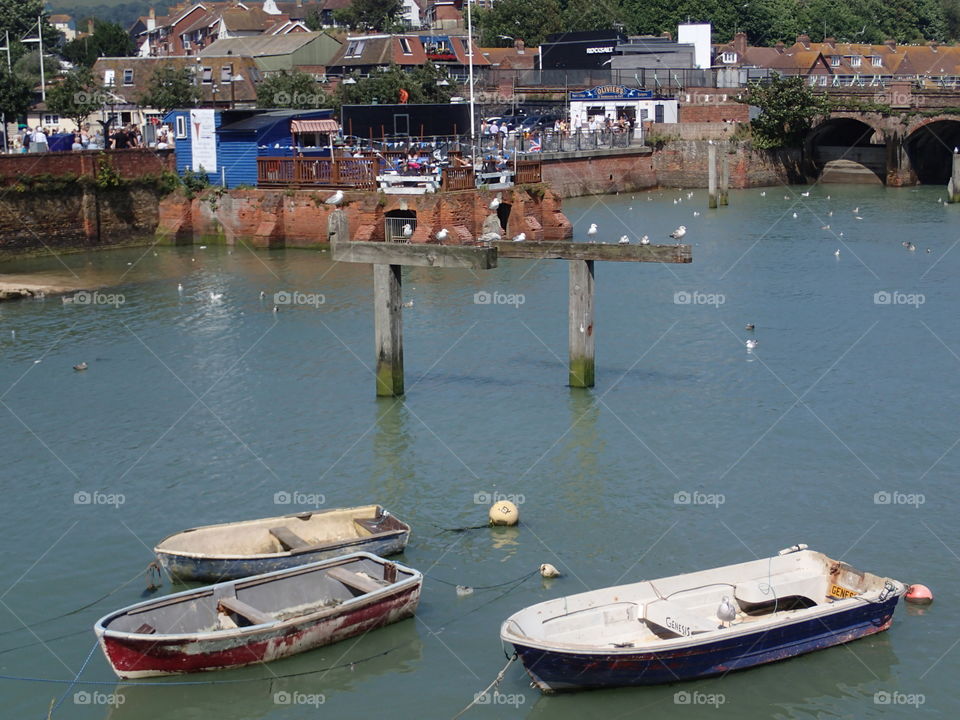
[829,55,841,67]
[221,64,233,82]
[850,56,861,67]
[345,39,365,57]
[175,115,187,138]
[182,39,192,50]
[123,69,134,85]
[42,114,60,126]
[818,75,828,86]
[399,37,412,55]
[104,69,115,86]
[872,56,882,67]
[721,51,737,64]
[201,66,213,83]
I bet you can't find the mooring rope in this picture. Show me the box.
[450,653,517,720]
[48,640,100,718]
[427,568,539,591]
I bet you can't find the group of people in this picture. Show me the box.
[9,122,170,153]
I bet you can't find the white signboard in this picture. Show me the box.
[189,109,217,173]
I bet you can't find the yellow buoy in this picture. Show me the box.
[489,500,519,526]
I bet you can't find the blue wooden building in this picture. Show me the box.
[163,108,339,188]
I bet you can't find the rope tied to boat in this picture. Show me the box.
[144,561,163,593]
[450,653,517,720]
[47,640,100,718]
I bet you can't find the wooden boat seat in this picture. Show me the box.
[217,597,274,626]
[643,600,715,637]
[327,566,388,594]
[269,526,311,551]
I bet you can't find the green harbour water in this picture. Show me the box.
[1,184,959,718]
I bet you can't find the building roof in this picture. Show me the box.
[218,108,332,132]
[200,31,325,56]
[50,14,72,24]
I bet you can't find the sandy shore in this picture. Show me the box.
[0,273,98,301]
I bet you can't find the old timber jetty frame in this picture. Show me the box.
[328,210,693,396]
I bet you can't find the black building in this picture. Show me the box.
[341,103,472,139]
[539,30,628,70]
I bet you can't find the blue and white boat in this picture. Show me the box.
[500,546,905,692]
[154,505,411,582]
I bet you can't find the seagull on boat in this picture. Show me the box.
[718,597,736,628]
[640,235,650,245]
[489,196,501,210]
[670,225,686,240]
[73,362,88,372]
[512,232,526,242]
[435,228,449,242]
[325,190,344,205]
[402,223,413,238]
[745,339,758,350]
[587,223,598,236]
[618,235,630,245]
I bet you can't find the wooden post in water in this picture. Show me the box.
[568,259,595,388]
[373,263,404,397]
[948,150,960,203]
[719,144,730,207]
[708,143,718,209]
[327,209,349,243]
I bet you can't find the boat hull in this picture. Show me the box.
[156,532,409,583]
[510,594,900,692]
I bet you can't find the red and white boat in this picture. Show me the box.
[95,552,421,678]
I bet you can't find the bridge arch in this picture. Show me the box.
[806,115,886,184]
[904,116,960,184]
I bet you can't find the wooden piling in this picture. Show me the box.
[374,264,404,397]
[719,145,729,207]
[948,152,960,203]
[327,209,349,243]
[708,143,718,209]
[568,259,595,388]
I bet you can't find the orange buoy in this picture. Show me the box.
[905,584,933,605]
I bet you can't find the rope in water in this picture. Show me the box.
[450,653,517,720]
[427,568,539,591]
[48,640,100,717]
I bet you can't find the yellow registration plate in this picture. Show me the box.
[829,584,859,599]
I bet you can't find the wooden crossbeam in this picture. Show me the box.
[331,240,498,269]
[493,241,691,263]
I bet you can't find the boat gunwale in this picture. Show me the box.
[151,505,411,560]
[95,552,422,643]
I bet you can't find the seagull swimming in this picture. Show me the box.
[587,223,598,236]
[792,212,798,218]
[402,300,414,308]
[73,362,88,372]
[693,211,700,217]
[512,232,526,242]
[177,283,183,293]
[852,207,859,214]
[618,235,630,245]
[834,248,840,257]
[760,191,766,197]
[800,191,810,197]
[325,190,344,205]
[669,225,686,240]
[745,339,758,350]
[718,597,736,627]
[209,291,223,302]
[745,323,755,331]
[435,228,449,242]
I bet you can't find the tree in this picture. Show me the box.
[138,65,200,115]
[62,20,136,68]
[0,64,33,124]
[330,64,453,115]
[256,70,325,109]
[475,0,564,47]
[47,67,104,129]
[742,74,831,149]
[560,0,628,33]
[333,0,404,32]
[0,0,59,60]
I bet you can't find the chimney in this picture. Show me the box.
[796,33,810,49]
[823,37,835,48]
[884,39,897,51]
[514,38,524,53]
[147,7,156,31]
[774,41,785,54]
[87,18,94,35]
[734,31,747,56]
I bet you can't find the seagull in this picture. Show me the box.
[199,245,207,250]
[259,291,265,299]
[402,300,414,308]
[745,339,758,350]
[792,212,798,218]
[435,228,449,242]
[73,362,88,372]
[926,248,932,253]
[821,225,830,230]
[745,323,755,331]
[209,291,223,302]
[854,215,863,220]
[687,191,694,200]
[325,190,344,205]
[587,223,598,236]
[273,305,279,313]
[908,243,916,252]
[760,191,766,197]
[693,211,700,217]
[852,207,859,214]
[402,223,413,238]
[828,210,833,216]
[783,195,790,200]
[834,248,840,257]
[177,283,183,293]
[640,235,650,245]
[618,235,630,245]
[669,225,686,240]
[718,597,736,628]
[489,196,501,210]
[512,232,526,242]
[800,191,810,197]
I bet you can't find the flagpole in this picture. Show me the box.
[466,0,476,168]
[38,17,45,102]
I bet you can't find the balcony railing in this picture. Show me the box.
[257,157,377,189]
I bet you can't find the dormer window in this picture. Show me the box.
[850,55,861,67]
[721,51,737,63]
[830,56,841,67]
[399,38,412,55]
[345,40,365,57]
[872,56,882,67]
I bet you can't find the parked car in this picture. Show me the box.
[519,115,559,132]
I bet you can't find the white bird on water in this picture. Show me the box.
[325,190,344,205]
[401,223,413,238]
[718,597,737,627]
[834,248,840,257]
[402,300,414,308]
[852,207,859,214]
[670,225,686,240]
[760,191,766,197]
[177,283,183,293]
[618,235,630,245]
[587,223,598,236]
[512,232,526,242]
[792,212,798,219]
[209,291,223,302]
[693,211,700,217]
[435,228,449,242]
[800,191,810,197]
[640,235,650,245]
[745,339,758,350]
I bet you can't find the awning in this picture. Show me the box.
[291,119,340,133]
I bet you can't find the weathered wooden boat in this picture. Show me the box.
[501,546,905,692]
[95,552,422,678]
[154,505,410,582]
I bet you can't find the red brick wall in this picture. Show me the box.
[0,149,175,186]
[542,152,657,196]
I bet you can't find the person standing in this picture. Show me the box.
[30,126,48,152]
